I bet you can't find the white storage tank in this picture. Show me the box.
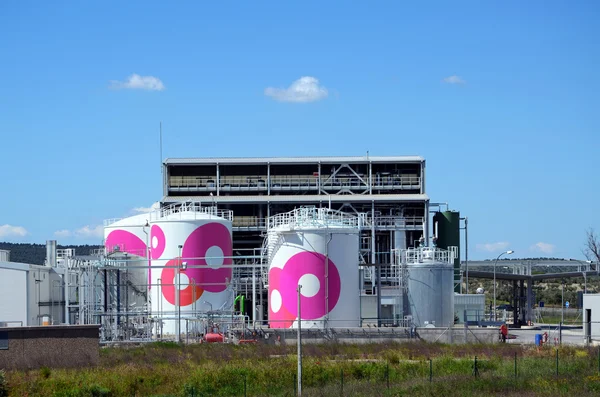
[403,247,455,327]
[149,202,234,335]
[267,207,360,329]
[104,213,151,258]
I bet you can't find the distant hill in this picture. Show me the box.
[0,242,102,265]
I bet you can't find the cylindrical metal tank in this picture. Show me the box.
[267,207,360,329]
[45,241,57,267]
[104,214,151,312]
[405,247,455,327]
[0,249,10,262]
[149,203,234,336]
[432,210,460,292]
[104,214,150,258]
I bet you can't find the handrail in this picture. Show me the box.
[395,247,455,265]
[104,218,124,226]
[150,201,233,221]
[169,174,421,189]
[362,216,424,228]
[232,216,267,228]
[267,207,361,230]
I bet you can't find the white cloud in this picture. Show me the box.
[109,73,165,91]
[54,229,72,238]
[75,225,104,239]
[0,224,28,238]
[132,202,160,214]
[443,75,466,84]
[132,207,153,213]
[530,242,555,254]
[476,241,510,252]
[265,76,329,103]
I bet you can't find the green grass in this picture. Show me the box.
[5,342,600,396]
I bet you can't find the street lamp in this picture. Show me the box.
[177,245,183,342]
[493,250,514,321]
[571,259,592,293]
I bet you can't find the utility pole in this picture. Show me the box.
[297,284,302,396]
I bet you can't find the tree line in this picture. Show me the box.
[0,242,101,266]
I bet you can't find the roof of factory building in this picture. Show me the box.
[164,155,424,165]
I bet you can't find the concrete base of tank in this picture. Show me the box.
[259,326,499,345]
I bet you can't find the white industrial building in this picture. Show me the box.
[583,294,600,344]
[0,247,66,327]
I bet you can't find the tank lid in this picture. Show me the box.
[268,206,361,230]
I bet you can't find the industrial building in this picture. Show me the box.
[0,246,68,327]
[1,155,472,342]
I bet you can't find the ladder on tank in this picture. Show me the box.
[260,233,284,289]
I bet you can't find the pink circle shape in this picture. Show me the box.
[279,252,341,320]
[150,224,166,259]
[105,230,147,258]
[182,222,232,293]
[268,267,295,328]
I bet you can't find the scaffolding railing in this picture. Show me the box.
[362,216,424,229]
[150,201,233,221]
[168,174,421,191]
[267,206,361,230]
[232,216,267,229]
[397,247,455,265]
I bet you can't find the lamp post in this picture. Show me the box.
[177,244,183,342]
[561,280,565,324]
[493,250,514,321]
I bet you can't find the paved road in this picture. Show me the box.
[506,328,586,346]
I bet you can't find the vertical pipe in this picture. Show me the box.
[252,264,256,325]
[368,160,372,194]
[376,264,382,327]
[267,162,271,196]
[561,282,564,324]
[117,270,121,326]
[372,201,380,326]
[317,162,321,195]
[465,217,469,294]
[420,159,425,195]
[325,231,332,329]
[297,284,302,397]
[177,246,182,342]
[65,272,70,325]
[216,163,220,196]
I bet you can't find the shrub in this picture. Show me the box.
[0,369,7,397]
[40,366,51,379]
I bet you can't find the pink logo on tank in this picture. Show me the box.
[105,230,147,257]
[269,251,341,328]
[150,225,166,259]
[160,222,232,305]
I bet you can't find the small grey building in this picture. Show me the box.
[582,294,600,343]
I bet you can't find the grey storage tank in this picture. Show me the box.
[402,246,455,327]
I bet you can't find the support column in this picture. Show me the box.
[216,163,220,196]
[526,279,534,325]
[512,280,518,325]
[519,280,525,325]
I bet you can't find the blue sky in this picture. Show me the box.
[0,1,598,260]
